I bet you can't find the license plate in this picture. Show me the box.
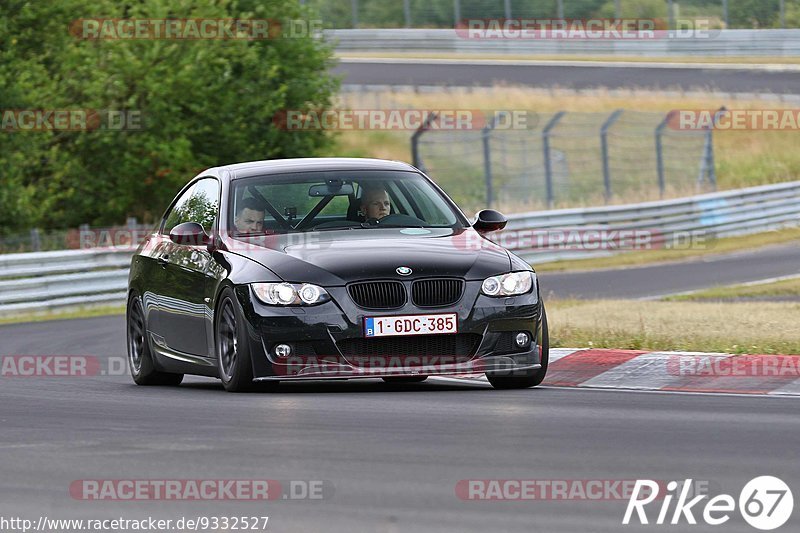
[364,313,458,338]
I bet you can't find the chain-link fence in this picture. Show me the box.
[413,109,715,213]
[303,0,800,30]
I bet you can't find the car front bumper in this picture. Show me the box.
[235,281,544,381]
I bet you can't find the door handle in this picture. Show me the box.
[157,254,169,266]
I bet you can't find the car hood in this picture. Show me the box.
[227,228,511,285]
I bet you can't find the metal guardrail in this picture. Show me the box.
[328,29,800,57]
[506,180,800,263]
[0,249,130,315]
[1,180,799,316]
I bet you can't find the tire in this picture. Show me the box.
[127,293,183,387]
[216,288,277,392]
[487,305,549,390]
[382,376,428,383]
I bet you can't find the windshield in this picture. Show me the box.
[229,170,467,235]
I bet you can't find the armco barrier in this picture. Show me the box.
[0,180,799,315]
[327,29,800,58]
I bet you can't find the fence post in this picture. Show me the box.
[404,0,411,28]
[482,117,498,209]
[706,127,717,188]
[542,111,566,209]
[667,0,674,30]
[780,0,786,29]
[722,0,729,28]
[601,109,624,202]
[453,0,461,25]
[410,112,439,171]
[557,0,564,19]
[698,107,725,189]
[351,0,358,28]
[30,228,41,252]
[504,0,512,20]
[655,111,673,198]
[615,0,621,19]
[79,223,90,250]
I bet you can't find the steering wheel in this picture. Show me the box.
[366,214,426,226]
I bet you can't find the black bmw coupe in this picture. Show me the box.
[127,158,548,392]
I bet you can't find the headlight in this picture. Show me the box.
[251,283,330,306]
[481,272,536,297]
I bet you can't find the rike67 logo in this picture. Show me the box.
[624,477,793,530]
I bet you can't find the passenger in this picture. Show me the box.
[234,198,266,234]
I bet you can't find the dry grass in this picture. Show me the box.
[330,88,800,211]
[666,276,800,302]
[338,86,793,114]
[547,299,800,354]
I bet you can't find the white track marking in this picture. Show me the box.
[549,348,583,363]
[579,352,682,390]
[430,350,800,397]
[768,377,800,396]
[539,385,800,398]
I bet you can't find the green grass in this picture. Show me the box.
[666,276,800,302]
[0,305,125,326]
[548,299,800,355]
[535,226,800,272]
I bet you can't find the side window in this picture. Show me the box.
[191,179,221,233]
[162,178,220,234]
[163,184,196,234]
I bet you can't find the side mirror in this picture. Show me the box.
[473,209,507,234]
[169,222,209,246]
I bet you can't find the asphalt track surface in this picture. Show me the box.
[4,53,799,533]
[333,59,800,94]
[1,315,798,533]
[3,239,800,532]
[538,242,800,300]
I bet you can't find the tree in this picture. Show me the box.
[0,0,338,234]
[728,0,779,28]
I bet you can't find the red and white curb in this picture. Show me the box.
[432,349,800,396]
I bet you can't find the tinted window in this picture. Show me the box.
[163,178,220,234]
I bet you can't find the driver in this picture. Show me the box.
[234,198,266,234]
[359,185,391,220]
